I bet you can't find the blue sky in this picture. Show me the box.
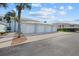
[0,3,79,24]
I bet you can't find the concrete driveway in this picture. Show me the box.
[0,32,79,56]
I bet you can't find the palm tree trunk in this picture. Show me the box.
[17,10,21,38]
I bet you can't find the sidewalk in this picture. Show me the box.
[11,32,73,46]
[0,32,73,48]
[0,33,16,48]
[25,32,73,43]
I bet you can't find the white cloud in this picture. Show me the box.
[29,7,57,16]
[32,4,42,7]
[59,6,64,10]
[43,16,55,19]
[40,7,57,16]
[59,6,73,10]
[67,6,73,10]
[37,15,56,19]
[29,11,42,16]
[59,11,67,16]
[58,6,73,16]
[29,7,57,19]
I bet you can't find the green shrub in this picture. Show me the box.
[57,28,76,32]
[0,32,7,36]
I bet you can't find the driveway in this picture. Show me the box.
[0,32,79,56]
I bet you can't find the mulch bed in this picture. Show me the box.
[11,36,27,46]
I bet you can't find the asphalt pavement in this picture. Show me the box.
[0,32,79,56]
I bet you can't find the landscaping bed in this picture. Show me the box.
[57,28,77,32]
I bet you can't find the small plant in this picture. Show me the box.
[0,32,7,36]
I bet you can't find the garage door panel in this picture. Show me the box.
[45,26,51,32]
[21,24,35,33]
[36,24,45,33]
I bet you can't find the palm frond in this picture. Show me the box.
[0,3,8,8]
[16,3,31,10]
[22,3,31,10]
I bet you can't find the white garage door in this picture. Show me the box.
[36,24,45,33]
[45,25,52,33]
[21,23,35,33]
[52,27,57,32]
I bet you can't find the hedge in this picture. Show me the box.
[57,28,77,32]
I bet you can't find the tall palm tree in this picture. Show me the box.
[4,12,12,32]
[16,3,31,38]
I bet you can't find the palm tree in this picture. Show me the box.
[4,12,12,32]
[4,10,18,32]
[16,3,31,38]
